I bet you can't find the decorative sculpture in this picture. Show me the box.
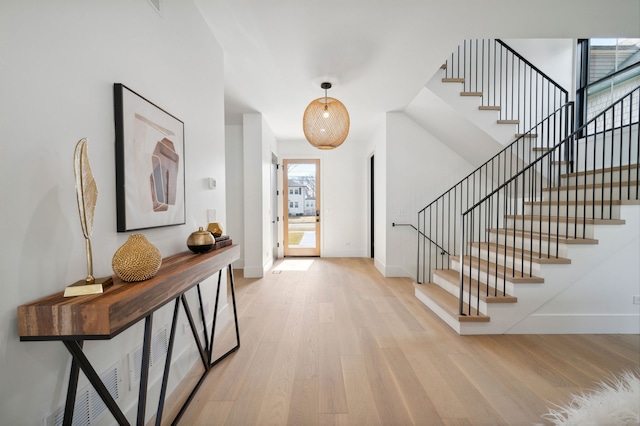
[64,139,113,297]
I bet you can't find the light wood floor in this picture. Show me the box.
[165,257,640,425]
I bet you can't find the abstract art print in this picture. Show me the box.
[114,83,185,232]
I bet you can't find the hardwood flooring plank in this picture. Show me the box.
[257,282,307,423]
[287,379,319,426]
[294,290,319,380]
[341,355,383,425]
[399,336,471,422]
[318,321,349,413]
[331,286,361,356]
[462,335,572,405]
[449,351,547,424]
[359,326,413,425]
[383,346,443,424]
[221,341,280,424]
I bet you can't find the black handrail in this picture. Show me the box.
[458,85,639,316]
[393,222,449,255]
[496,40,569,98]
[416,103,573,283]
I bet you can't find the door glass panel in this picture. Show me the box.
[284,159,320,256]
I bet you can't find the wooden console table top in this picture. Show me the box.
[18,244,240,340]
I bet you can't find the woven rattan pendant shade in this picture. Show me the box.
[303,84,349,150]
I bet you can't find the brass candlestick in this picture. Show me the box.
[64,139,113,297]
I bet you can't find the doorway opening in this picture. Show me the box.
[283,159,320,257]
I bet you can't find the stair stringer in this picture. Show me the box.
[403,85,503,168]
[425,67,518,146]
[454,204,640,335]
[506,204,640,334]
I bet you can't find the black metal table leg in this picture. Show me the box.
[181,294,209,369]
[209,264,240,368]
[63,340,129,425]
[62,340,83,426]
[136,314,153,426]
[156,298,181,426]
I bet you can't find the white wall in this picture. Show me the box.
[384,113,476,278]
[502,39,575,94]
[278,139,369,258]
[226,124,245,268]
[0,1,227,424]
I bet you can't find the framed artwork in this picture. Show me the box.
[114,83,186,232]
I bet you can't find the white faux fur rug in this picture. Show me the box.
[543,370,640,426]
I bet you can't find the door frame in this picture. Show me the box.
[283,158,320,257]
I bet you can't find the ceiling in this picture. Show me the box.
[194,0,640,147]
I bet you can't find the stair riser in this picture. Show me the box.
[561,170,638,186]
[451,258,517,294]
[488,232,567,257]
[469,246,538,275]
[504,219,596,238]
[432,275,490,315]
[543,187,638,202]
[524,204,621,219]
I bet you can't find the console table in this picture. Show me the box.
[18,244,241,425]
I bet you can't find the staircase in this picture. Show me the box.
[413,40,640,335]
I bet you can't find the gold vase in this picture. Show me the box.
[112,234,162,282]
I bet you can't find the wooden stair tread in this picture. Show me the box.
[415,283,490,322]
[516,133,538,138]
[442,78,464,83]
[543,180,636,191]
[488,228,599,244]
[497,119,519,124]
[505,214,625,225]
[451,255,544,283]
[461,92,483,97]
[434,269,517,302]
[533,146,551,152]
[479,105,501,111]
[561,163,639,178]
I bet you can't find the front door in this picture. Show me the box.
[283,159,320,257]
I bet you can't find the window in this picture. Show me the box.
[289,189,293,195]
[576,38,640,130]
[289,202,293,208]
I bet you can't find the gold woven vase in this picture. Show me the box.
[112,234,162,282]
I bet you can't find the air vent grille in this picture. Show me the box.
[45,363,119,426]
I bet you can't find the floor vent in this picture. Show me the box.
[128,327,169,388]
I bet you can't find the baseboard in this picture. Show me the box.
[507,313,640,334]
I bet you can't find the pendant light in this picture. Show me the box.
[302,82,350,150]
